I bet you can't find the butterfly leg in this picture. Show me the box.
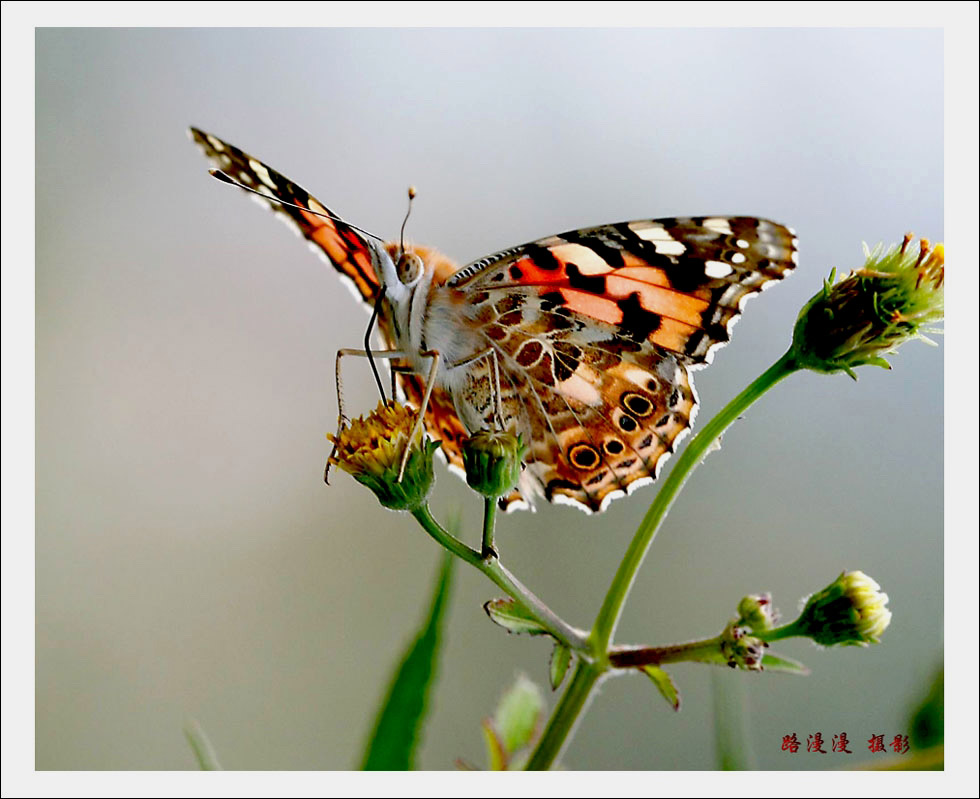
[397,350,441,482]
[328,348,410,483]
[334,347,410,425]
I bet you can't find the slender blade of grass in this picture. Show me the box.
[711,669,756,770]
[183,719,222,770]
[360,552,454,770]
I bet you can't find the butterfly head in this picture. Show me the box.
[372,244,425,309]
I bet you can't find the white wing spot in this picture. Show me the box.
[631,224,686,255]
[705,260,733,278]
[703,217,734,235]
[653,240,686,256]
[630,223,671,240]
[550,242,614,274]
[248,158,278,190]
[736,238,750,249]
[731,253,747,264]
[205,134,225,152]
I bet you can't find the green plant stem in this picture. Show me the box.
[524,661,602,770]
[591,349,800,654]
[482,496,497,559]
[526,349,801,769]
[755,619,806,643]
[412,505,589,652]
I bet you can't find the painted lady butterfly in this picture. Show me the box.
[190,128,798,513]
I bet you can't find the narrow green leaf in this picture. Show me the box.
[492,674,544,754]
[183,719,222,770]
[483,597,549,636]
[360,553,454,770]
[549,643,572,690]
[641,665,680,711]
[760,652,810,675]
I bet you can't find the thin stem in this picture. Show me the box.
[608,637,724,668]
[411,505,589,652]
[525,349,801,769]
[481,496,497,560]
[755,619,806,644]
[591,349,800,654]
[524,661,601,770]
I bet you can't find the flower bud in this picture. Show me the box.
[793,570,892,647]
[720,620,766,671]
[737,592,778,632]
[462,430,528,499]
[790,235,943,378]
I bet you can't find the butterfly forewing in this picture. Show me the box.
[449,217,798,364]
[189,127,382,304]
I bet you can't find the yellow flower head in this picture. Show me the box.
[327,401,439,511]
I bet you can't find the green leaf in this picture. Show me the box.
[760,652,810,675]
[183,719,222,770]
[641,665,680,711]
[481,720,508,771]
[483,597,550,636]
[549,643,571,690]
[360,553,454,770]
[492,674,544,755]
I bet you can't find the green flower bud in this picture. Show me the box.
[720,620,766,671]
[737,592,778,632]
[327,401,439,511]
[790,235,944,378]
[793,570,892,647]
[462,430,528,499]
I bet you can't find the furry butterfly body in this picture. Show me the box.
[190,128,798,513]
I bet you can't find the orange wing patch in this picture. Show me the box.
[190,127,383,305]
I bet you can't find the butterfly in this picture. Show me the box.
[190,127,798,513]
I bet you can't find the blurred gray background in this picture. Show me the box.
[36,28,942,770]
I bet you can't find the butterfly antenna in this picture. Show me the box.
[364,287,389,405]
[207,169,385,243]
[398,185,417,256]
